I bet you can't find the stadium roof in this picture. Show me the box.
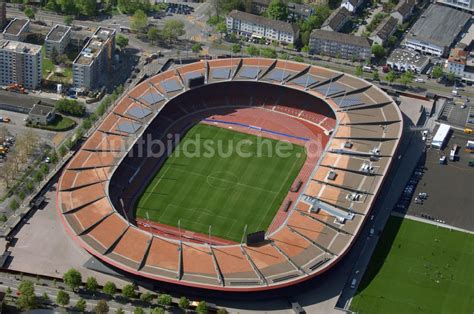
[58,58,403,292]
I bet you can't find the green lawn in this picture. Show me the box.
[136,124,306,242]
[351,217,474,314]
[31,114,76,131]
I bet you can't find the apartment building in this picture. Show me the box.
[250,0,314,20]
[370,16,398,46]
[2,18,30,42]
[321,7,350,32]
[340,0,365,13]
[73,27,116,91]
[0,39,42,89]
[390,0,415,24]
[45,24,71,58]
[226,10,299,45]
[309,29,371,60]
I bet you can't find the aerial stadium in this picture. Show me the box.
[57,58,403,292]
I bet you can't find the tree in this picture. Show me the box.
[56,290,70,307]
[147,27,160,44]
[55,98,86,116]
[134,307,144,314]
[191,43,203,54]
[116,308,125,314]
[216,22,227,34]
[0,161,16,189]
[86,276,99,294]
[95,300,109,314]
[103,281,117,296]
[217,309,229,314]
[151,308,164,314]
[371,44,385,60]
[385,70,397,85]
[196,301,208,314]
[121,284,136,299]
[63,268,82,291]
[266,0,288,21]
[161,19,185,44]
[23,7,35,19]
[431,65,444,79]
[247,45,259,56]
[372,70,380,81]
[9,197,19,211]
[140,291,153,303]
[76,0,96,16]
[447,71,456,82]
[400,70,414,86]
[64,15,73,26]
[116,34,129,49]
[157,294,172,307]
[260,48,277,58]
[355,65,363,77]
[387,35,397,47]
[231,44,241,54]
[130,9,148,33]
[178,296,190,311]
[75,298,87,312]
[17,280,36,311]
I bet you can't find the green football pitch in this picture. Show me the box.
[351,216,474,314]
[136,124,307,242]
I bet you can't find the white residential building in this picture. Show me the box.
[0,39,42,89]
[437,0,474,12]
[45,24,72,58]
[226,10,299,45]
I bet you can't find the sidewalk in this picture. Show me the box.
[391,211,474,235]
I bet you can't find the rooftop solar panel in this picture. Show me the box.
[126,106,151,119]
[239,67,260,79]
[140,92,164,105]
[211,68,231,79]
[333,97,364,108]
[116,121,141,134]
[266,69,291,82]
[315,82,345,96]
[292,74,318,87]
[161,79,182,93]
[184,72,204,81]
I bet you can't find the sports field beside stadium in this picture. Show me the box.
[136,124,307,242]
[351,216,474,314]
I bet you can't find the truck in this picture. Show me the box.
[449,144,459,161]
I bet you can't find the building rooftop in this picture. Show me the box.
[0,39,41,54]
[73,27,115,66]
[228,10,299,35]
[406,4,471,48]
[29,102,55,117]
[3,18,29,36]
[388,48,430,68]
[460,23,474,47]
[372,16,398,42]
[448,48,468,65]
[45,24,71,42]
[393,0,415,17]
[322,7,350,30]
[310,29,371,48]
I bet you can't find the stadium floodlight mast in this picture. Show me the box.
[240,224,248,245]
[208,225,212,244]
[305,59,314,91]
[281,53,289,83]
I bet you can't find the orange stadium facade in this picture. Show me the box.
[57,58,403,292]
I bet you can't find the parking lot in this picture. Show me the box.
[0,109,61,146]
[438,98,472,128]
[394,129,474,231]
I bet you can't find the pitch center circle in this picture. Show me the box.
[206,171,239,190]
